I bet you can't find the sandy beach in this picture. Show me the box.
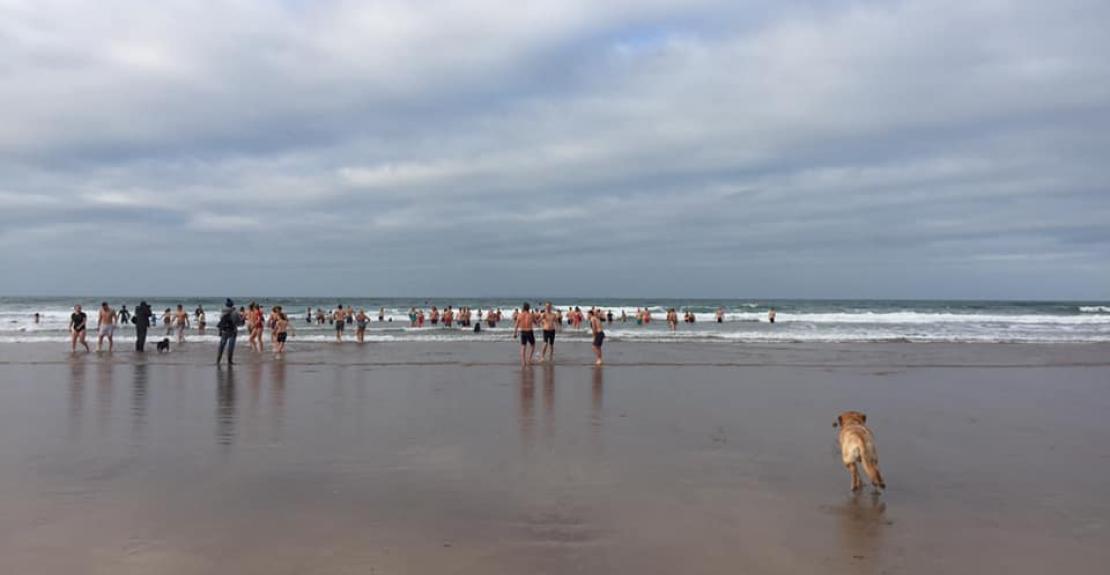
[1,341,1108,574]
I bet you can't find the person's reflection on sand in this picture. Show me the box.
[269,360,286,442]
[832,491,888,564]
[95,359,114,436]
[518,367,535,451]
[248,360,263,413]
[131,361,149,441]
[542,364,556,442]
[216,367,238,447]
[591,366,604,432]
[68,358,87,440]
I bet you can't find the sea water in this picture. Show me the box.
[2,297,1108,344]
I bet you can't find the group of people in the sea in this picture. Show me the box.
[61,301,779,365]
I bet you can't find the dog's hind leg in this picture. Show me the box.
[862,458,885,490]
[846,462,861,491]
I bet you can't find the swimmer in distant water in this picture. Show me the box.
[716,307,724,323]
[196,307,206,331]
[118,305,130,325]
[768,307,776,324]
[163,308,173,335]
[667,308,678,331]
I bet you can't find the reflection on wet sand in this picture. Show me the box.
[542,364,555,442]
[829,492,889,564]
[67,359,86,440]
[95,360,113,436]
[591,366,604,430]
[269,361,286,441]
[518,367,535,450]
[131,361,148,441]
[3,344,1108,575]
[216,367,237,447]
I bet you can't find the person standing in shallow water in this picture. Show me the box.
[768,307,776,324]
[132,301,152,351]
[70,304,90,353]
[513,302,536,367]
[174,304,190,343]
[355,308,369,343]
[334,304,347,342]
[216,299,241,366]
[539,302,558,364]
[589,309,606,366]
[96,301,116,352]
[273,307,290,359]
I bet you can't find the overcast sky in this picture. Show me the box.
[1,0,1108,299]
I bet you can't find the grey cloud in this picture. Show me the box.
[0,0,1108,299]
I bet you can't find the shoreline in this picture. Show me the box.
[3,340,1109,367]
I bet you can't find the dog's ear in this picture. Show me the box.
[861,413,867,423]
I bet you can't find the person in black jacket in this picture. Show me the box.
[132,301,153,351]
[216,299,241,366]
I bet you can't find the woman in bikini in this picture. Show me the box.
[248,302,264,352]
[355,308,369,343]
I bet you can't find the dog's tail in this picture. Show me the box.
[861,450,885,489]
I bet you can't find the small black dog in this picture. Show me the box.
[156,338,170,353]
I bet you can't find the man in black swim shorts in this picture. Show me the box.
[334,305,346,342]
[513,302,536,366]
[539,301,559,363]
[589,309,605,366]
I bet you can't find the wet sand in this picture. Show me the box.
[1,341,1108,574]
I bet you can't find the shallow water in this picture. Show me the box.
[4,296,1110,344]
[1,342,1108,573]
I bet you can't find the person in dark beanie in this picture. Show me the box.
[216,299,241,366]
[132,301,153,352]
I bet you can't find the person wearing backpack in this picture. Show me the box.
[216,299,242,366]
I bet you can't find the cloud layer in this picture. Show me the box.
[1,0,1108,298]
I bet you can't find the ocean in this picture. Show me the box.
[2,297,1108,344]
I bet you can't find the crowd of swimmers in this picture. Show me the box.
[59,301,779,365]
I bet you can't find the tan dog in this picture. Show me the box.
[834,411,886,492]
